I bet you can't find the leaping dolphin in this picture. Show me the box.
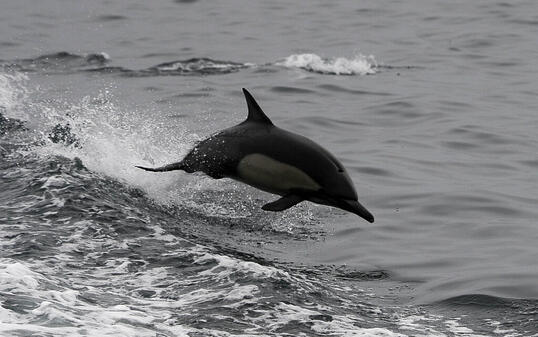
[136,88,374,223]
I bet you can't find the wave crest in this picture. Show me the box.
[147,58,252,75]
[277,53,378,75]
[0,52,109,73]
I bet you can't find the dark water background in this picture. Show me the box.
[1,0,537,336]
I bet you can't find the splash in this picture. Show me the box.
[0,72,28,115]
[0,70,193,204]
[277,53,378,75]
[33,91,196,204]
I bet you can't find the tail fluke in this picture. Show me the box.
[135,162,183,172]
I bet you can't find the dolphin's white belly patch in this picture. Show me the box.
[237,153,320,193]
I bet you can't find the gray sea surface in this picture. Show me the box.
[1,0,537,336]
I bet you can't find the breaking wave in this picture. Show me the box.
[276,53,378,75]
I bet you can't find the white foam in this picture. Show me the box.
[317,327,406,337]
[0,260,41,289]
[96,52,110,61]
[277,53,378,75]
[0,258,207,337]
[41,175,69,189]
[0,232,451,337]
[486,320,520,337]
[251,302,405,337]
[195,252,288,279]
[223,284,259,301]
[397,314,447,337]
[444,318,489,337]
[150,225,179,243]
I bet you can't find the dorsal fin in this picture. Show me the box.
[242,88,274,125]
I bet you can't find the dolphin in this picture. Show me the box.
[136,88,374,223]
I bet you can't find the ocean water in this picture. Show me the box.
[1,0,537,336]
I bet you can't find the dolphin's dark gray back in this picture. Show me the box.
[170,88,357,198]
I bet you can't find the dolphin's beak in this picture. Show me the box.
[340,199,375,223]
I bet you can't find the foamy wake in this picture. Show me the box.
[0,219,400,337]
[0,253,406,337]
[277,53,378,75]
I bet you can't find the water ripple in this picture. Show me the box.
[317,84,392,97]
[269,86,317,94]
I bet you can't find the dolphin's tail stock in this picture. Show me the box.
[135,161,183,172]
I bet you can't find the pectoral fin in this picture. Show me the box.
[262,194,304,212]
